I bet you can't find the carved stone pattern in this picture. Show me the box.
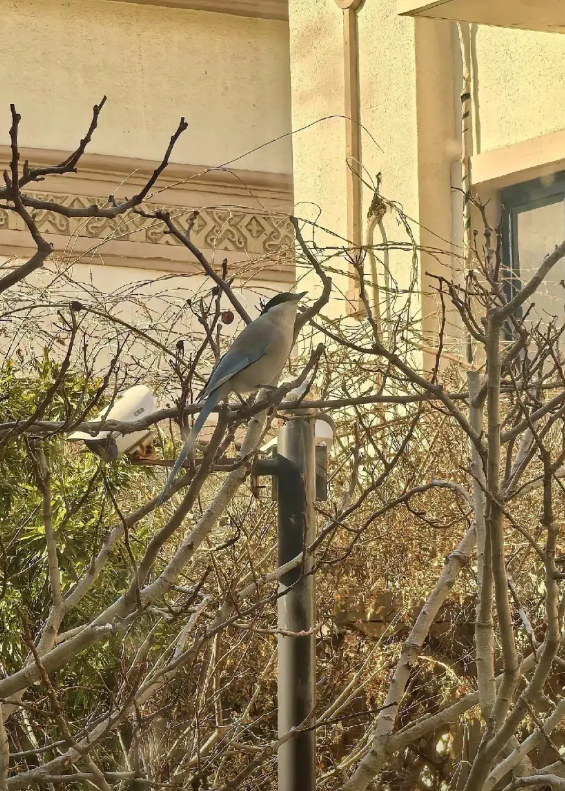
[0,193,294,256]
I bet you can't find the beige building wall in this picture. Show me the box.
[287,0,348,314]
[0,0,292,174]
[3,258,286,377]
[357,2,419,226]
[471,25,565,157]
[288,0,346,240]
[6,0,565,344]
[0,0,295,325]
[288,0,565,360]
[288,0,455,353]
[358,5,456,341]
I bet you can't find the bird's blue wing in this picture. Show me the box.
[201,336,271,398]
[157,334,271,506]
[198,350,228,400]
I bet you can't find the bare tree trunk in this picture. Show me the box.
[485,318,520,731]
[342,526,475,791]
[468,371,495,720]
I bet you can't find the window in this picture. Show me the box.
[502,171,565,327]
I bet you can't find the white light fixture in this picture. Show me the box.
[314,415,335,449]
[68,385,156,462]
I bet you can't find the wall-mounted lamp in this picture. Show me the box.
[68,385,156,462]
[254,412,335,502]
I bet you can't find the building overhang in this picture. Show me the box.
[470,128,565,190]
[105,0,289,21]
[397,0,565,34]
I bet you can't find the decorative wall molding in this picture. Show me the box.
[0,147,293,202]
[105,0,289,21]
[0,193,294,256]
[0,147,295,283]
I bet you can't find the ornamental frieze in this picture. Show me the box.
[0,192,294,257]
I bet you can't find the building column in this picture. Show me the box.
[335,0,365,314]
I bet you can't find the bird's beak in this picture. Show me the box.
[293,291,308,301]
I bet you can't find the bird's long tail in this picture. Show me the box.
[157,389,222,506]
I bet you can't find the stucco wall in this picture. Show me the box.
[357,0,421,303]
[0,0,292,174]
[288,0,459,358]
[288,0,346,240]
[288,0,348,313]
[358,1,419,228]
[472,24,565,155]
[359,4,456,345]
[0,255,287,371]
[288,0,454,334]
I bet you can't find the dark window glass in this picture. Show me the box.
[502,172,565,326]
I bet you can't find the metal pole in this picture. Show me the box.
[276,416,316,791]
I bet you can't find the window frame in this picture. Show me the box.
[501,171,565,308]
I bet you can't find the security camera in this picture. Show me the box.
[68,385,156,462]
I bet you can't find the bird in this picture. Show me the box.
[158,290,307,504]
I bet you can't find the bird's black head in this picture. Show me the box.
[261,291,307,315]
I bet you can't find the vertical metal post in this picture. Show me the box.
[277,416,316,791]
